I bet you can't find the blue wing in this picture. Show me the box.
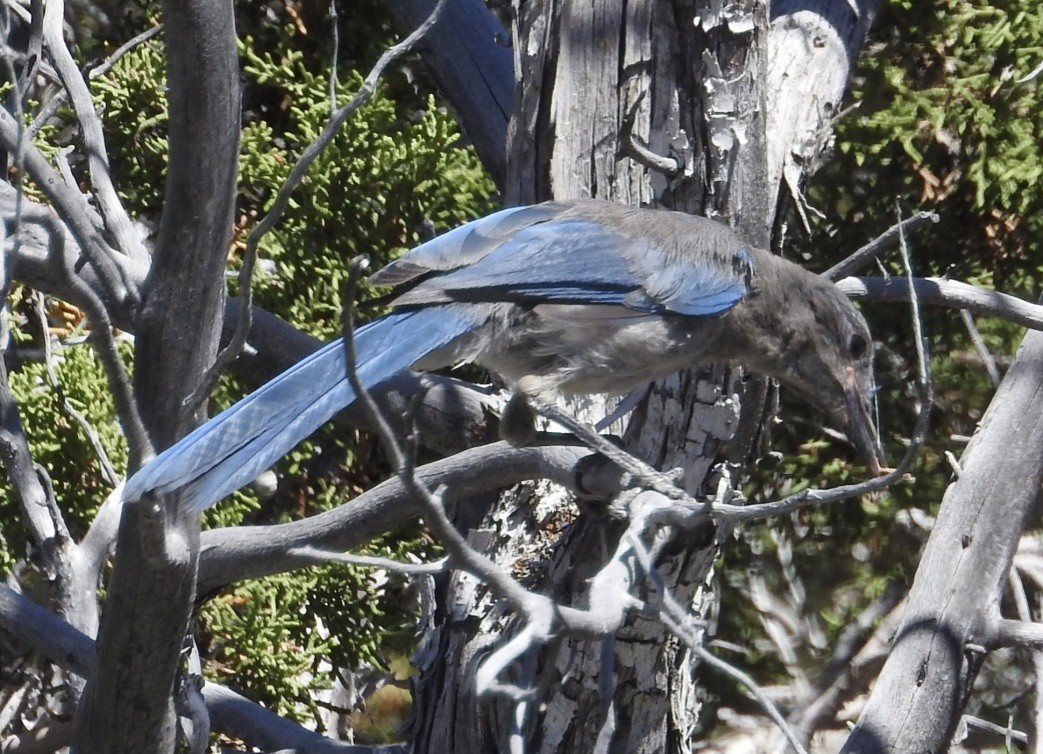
[372,202,753,317]
[124,201,753,512]
[123,307,481,513]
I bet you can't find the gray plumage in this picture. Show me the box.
[124,199,884,513]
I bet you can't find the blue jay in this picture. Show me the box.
[124,199,885,512]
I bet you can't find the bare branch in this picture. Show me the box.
[0,584,377,753]
[985,619,1043,650]
[959,715,1028,748]
[40,0,148,263]
[823,211,939,281]
[838,275,1043,331]
[44,229,152,466]
[0,305,100,645]
[844,263,1043,754]
[288,546,449,576]
[88,23,163,81]
[0,106,137,310]
[27,24,164,141]
[195,442,591,593]
[619,91,680,177]
[528,397,699,503]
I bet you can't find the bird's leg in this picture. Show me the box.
[500,392,539,447]
[522,394,688,501]
[501,393,598,448]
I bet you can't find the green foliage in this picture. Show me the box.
[90,34,169,213]
[813,0,1043,284]
[237,42,494,338]
[0,322,129,571]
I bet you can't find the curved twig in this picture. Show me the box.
[823,211,939,281]
[186,0,451,413]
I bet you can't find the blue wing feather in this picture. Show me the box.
[124,307,480,512]
[370,204,562,287]
[386,214,751,317]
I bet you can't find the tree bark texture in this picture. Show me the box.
[72,1,240,751]
[843,327,1043,752]
[412,0,878,751]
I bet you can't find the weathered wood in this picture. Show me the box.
[71,0,240,751]
[843,327,1043,753]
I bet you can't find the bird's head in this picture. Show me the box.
[728,253,887,474]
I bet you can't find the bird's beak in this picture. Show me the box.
[842,367,887,475]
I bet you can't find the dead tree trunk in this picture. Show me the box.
[843,332,1043,752]
[71,1,240,751]
[409,1,878,751]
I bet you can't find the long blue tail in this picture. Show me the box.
[123,307,479,513]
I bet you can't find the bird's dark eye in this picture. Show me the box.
[849,333,868,359]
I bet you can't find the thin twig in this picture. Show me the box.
[89,23,163,80]
[327,1,339,113]
[288,545,448,576]
[528,397,697,503]
[960,715,1029,748]
[823,211,939,281]
[959,308,1001,387]
[187,0,450,413]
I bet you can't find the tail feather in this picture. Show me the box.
[123,307,479,512]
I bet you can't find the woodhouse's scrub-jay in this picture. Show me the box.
[124,200,885,511]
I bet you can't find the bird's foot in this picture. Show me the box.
[500,392,539,447]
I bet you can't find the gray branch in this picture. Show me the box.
[196,443,593,594]
[838,276,1043,330]
[842,322,1043,752]
[40,0,148,264]
[823,212,940,281]
[385,0,513,188]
